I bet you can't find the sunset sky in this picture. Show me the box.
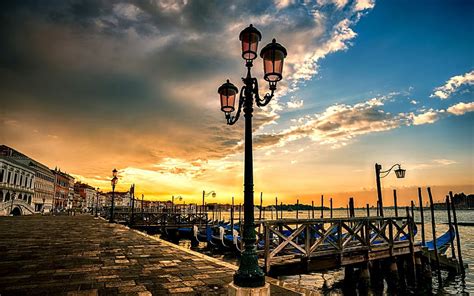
[1,0,473,207]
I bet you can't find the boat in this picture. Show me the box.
[424,226,455,254]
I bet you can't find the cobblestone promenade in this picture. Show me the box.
[0,215,298,296]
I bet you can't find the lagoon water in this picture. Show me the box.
[169,208,473,295]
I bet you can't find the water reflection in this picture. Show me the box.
[157,209,472,295]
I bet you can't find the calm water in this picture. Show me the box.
[164,208,473,295]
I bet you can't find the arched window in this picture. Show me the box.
[20,175,23,187]
[27,195,32,204]
[0,170,4,182]
[0,191,3,202]
[18,194,22,200]
[7,172,11,184]
[13,174,17,185]
[5,192,10,202]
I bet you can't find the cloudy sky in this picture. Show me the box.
[1,0,473,206]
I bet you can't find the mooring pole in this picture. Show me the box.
[366,204,370,217]
[280,202,283,220]
[349,197,355,218]
[410,200,415,221]
[296,199,299,220]
[449,191,464,274]
[445,196,455,259]
[231,196,234,233]
[320,195,324,219]
[330,198,333,219]
[275,197,278,220]
[258,192,263,234]
[427,187,442,285]
[418,188,426,246]
[393,189,398,217]
[311,201,315,219]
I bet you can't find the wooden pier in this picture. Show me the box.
[260,216,420,275]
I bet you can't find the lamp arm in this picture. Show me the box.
[380,163,401,178]
[204,190,216,197]
[226,85,246,125]
[253,78,274,107]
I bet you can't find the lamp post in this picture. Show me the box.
[172,195,183,213]
[95,188,100,217]
[217,24,287,288]
[375,163,406,217]
[202,190,216,215]
[130,184,135,226]
[109,169,118,223]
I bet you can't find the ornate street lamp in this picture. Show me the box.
[109,169,118,223]
[130,184,135,226]
[202,190,216,214]
[218,24,287,288]
[95,187,100,217]
[375,163,406,217]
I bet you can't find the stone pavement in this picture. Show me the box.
[0,215,300,296]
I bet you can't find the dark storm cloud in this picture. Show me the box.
[0,0,371,175]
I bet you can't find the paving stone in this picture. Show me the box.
[0,215,300,296]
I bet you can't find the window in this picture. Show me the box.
[0,170,3,182]
[20,175,23,187]
[13,174,17,185]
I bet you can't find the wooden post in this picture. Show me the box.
[410,201,415,222]
[330,198,333,218]
[258,192,263,233]
[296,199,299,220]
[418,188,426,246]
[376,200,380,217]
[393,189,398,217]
[349,197,355,218]
[446,196,456,259]
[449,191,464,274]
[427,187,442,284]
[320,195,324,218]
[275,197,278,220]
[366,204,370,217]
[280,202,283,220]
[231,196,234,232]
[311,201,315,219]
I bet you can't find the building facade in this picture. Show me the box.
[52,168,74,211]
[74,182,96,211]
[0,145,55,213]
[0,156,35,215]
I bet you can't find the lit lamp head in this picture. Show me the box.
[212,192,216,198]
[260,38,287,89]
[111,168,118,187]
[218,79,239,115]
[394,165,406,178]
[239,24,262,62]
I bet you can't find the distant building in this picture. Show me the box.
[105,191,131,207]
[74,182,96,211]
[0,145,54,213]
[0,155,35,215]
[52,168,74,211]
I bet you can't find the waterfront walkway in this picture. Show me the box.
[0,215,298,296]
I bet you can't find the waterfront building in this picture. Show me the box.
[0,145,55,213]
[0,155,35,215]
[52,168,74,211]
[74,182,96,211]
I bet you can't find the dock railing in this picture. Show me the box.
[261,216,416,272]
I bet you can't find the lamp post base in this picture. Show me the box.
[228,282,270,296]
